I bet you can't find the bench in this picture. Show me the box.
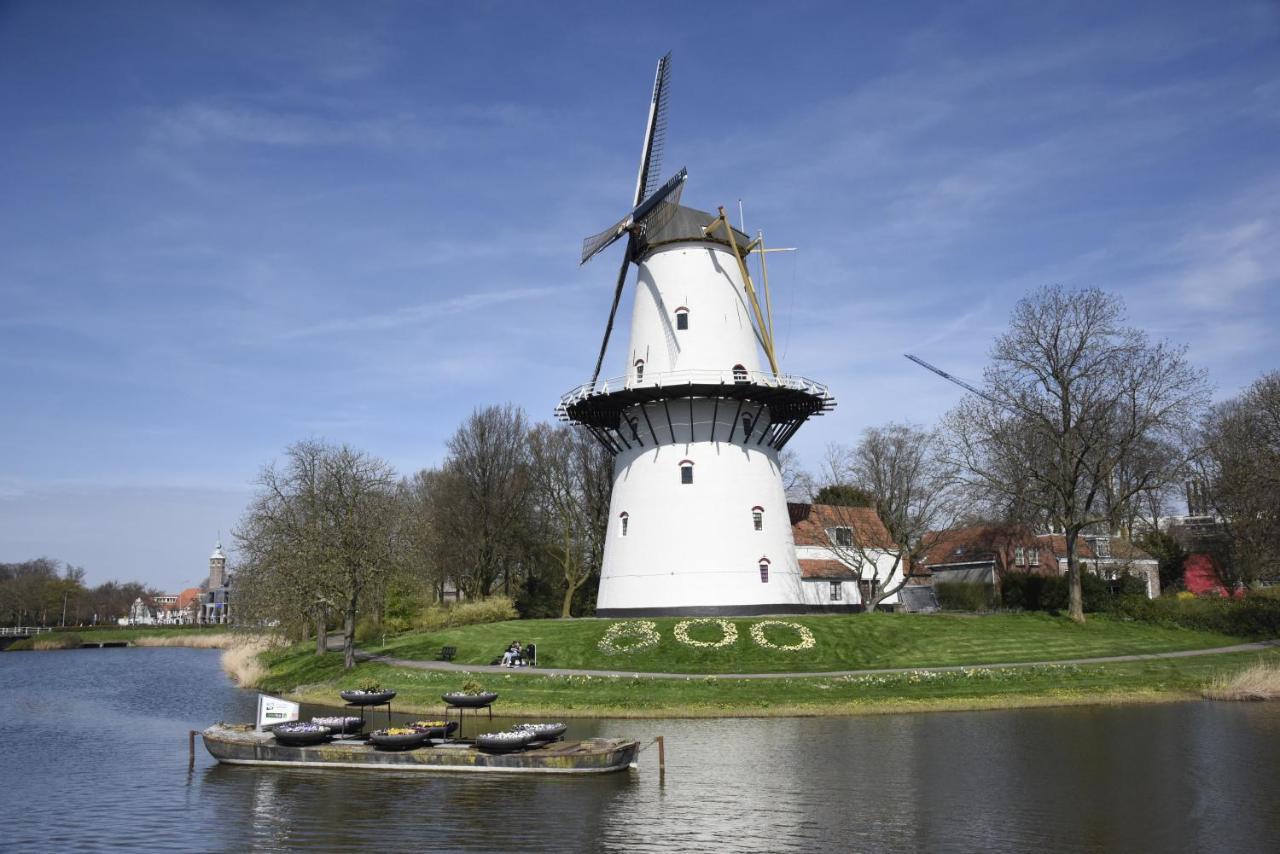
[437,646,456,662]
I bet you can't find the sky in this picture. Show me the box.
[2,1,1278,591]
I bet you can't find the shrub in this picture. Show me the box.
[1000,571,1137,613]
[935,582,995,612]
[1101,594,1280,639]
[414,596,519,632]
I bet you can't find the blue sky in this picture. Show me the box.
[2,1,1277,590]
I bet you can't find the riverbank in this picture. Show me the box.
[247,614,1280,717]
[5,627,246,651]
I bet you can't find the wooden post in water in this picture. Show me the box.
[656,735,665,781]
[188,730,197,769]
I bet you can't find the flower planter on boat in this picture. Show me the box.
[312,716,364,736]
[409,720,459,739]
[475,730,534,753]
[513,722,567,743]
[340,689,397,706]
[442,691,498,708]
[368,728,429,750]
[272,722,332,747]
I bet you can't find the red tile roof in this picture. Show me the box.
[799,558,861,579]
[920,523,1039,567]
[788,502,895,549]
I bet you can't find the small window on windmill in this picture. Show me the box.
[675,307,689,330]
[634,359,645,382]
[680,460,694,485]
[619,512,629,537]
[733,364,748,384]
[752,506,763,531]
[759,558,771,583]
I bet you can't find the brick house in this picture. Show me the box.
[920,524,1160,599]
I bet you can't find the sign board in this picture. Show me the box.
[256,694,300,731]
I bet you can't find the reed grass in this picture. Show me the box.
[32,634,82,650]
[133,633,239,649]
[1203,661,1280,701]
[220,637,280,688]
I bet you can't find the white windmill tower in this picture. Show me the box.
[559,54,835,616]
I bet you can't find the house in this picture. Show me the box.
[919,523,1053,591]
[920,524,1160,599]
[1039,534,1161,599]
[788,502,907,610]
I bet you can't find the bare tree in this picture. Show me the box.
[235,440,401,668]
[436,405,532,598]
[1198,371,1280,586]
[527,424,613,617]
[817,423,958,610]
[399,468,451,602]
[946,286,1209,622]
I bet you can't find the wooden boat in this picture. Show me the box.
[202,724,639,775]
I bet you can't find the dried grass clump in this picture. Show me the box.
[1203,662,1280,701]
[134,633,238,649]
[32,634,82,650]
[414,596,518,632]
[220,637,280,688]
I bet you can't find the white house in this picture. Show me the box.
[790,503,906,610]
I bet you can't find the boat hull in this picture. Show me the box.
[203,725,639,775]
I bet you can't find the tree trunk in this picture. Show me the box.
[1066,529,1085,624]
[343,593,358,670]
[315,612,327,656]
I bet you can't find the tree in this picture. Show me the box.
[235,440,402,668]
[813,483,875,508]
[435,405,532,598]
[527,424,613,617]
[946,286,1209,622]
[1197,371,1280,586]
[817,424,958,610]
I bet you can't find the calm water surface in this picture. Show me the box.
[1,647,1277,853]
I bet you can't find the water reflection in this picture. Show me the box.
[1,648,1278,853]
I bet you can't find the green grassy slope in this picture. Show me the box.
[368,613,1241,675]
[257,644,1280,718]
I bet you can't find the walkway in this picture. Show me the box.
[348,639,1278,681]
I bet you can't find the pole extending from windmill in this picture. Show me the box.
[703,209,780,374]
[904,353,1002,406]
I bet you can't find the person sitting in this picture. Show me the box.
[500,642,518,667]
[510,641,524,667]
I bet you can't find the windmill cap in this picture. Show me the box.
[636,204,753,259]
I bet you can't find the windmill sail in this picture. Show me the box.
[580,168,686,266]
[586,52,677,386]
[634,52,672,207]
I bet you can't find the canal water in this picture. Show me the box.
[1,647,1277,853]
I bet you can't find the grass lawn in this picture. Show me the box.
[257,643,1280,718]
[366,613,1244,675]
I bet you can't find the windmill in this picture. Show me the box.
[581,52,687,386]
[558,53,837,617]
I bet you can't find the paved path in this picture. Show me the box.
[349,639,1278,681]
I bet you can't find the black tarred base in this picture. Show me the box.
[594,603,868,617]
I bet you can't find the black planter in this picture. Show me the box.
[515,722,567,742]
[475,731,534,753]
[340,690,397,706]
[272,724,332,747]
[411,721,459,739]
[442,692,498,708]
[311,716,364,736]
[368,730,429,751]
